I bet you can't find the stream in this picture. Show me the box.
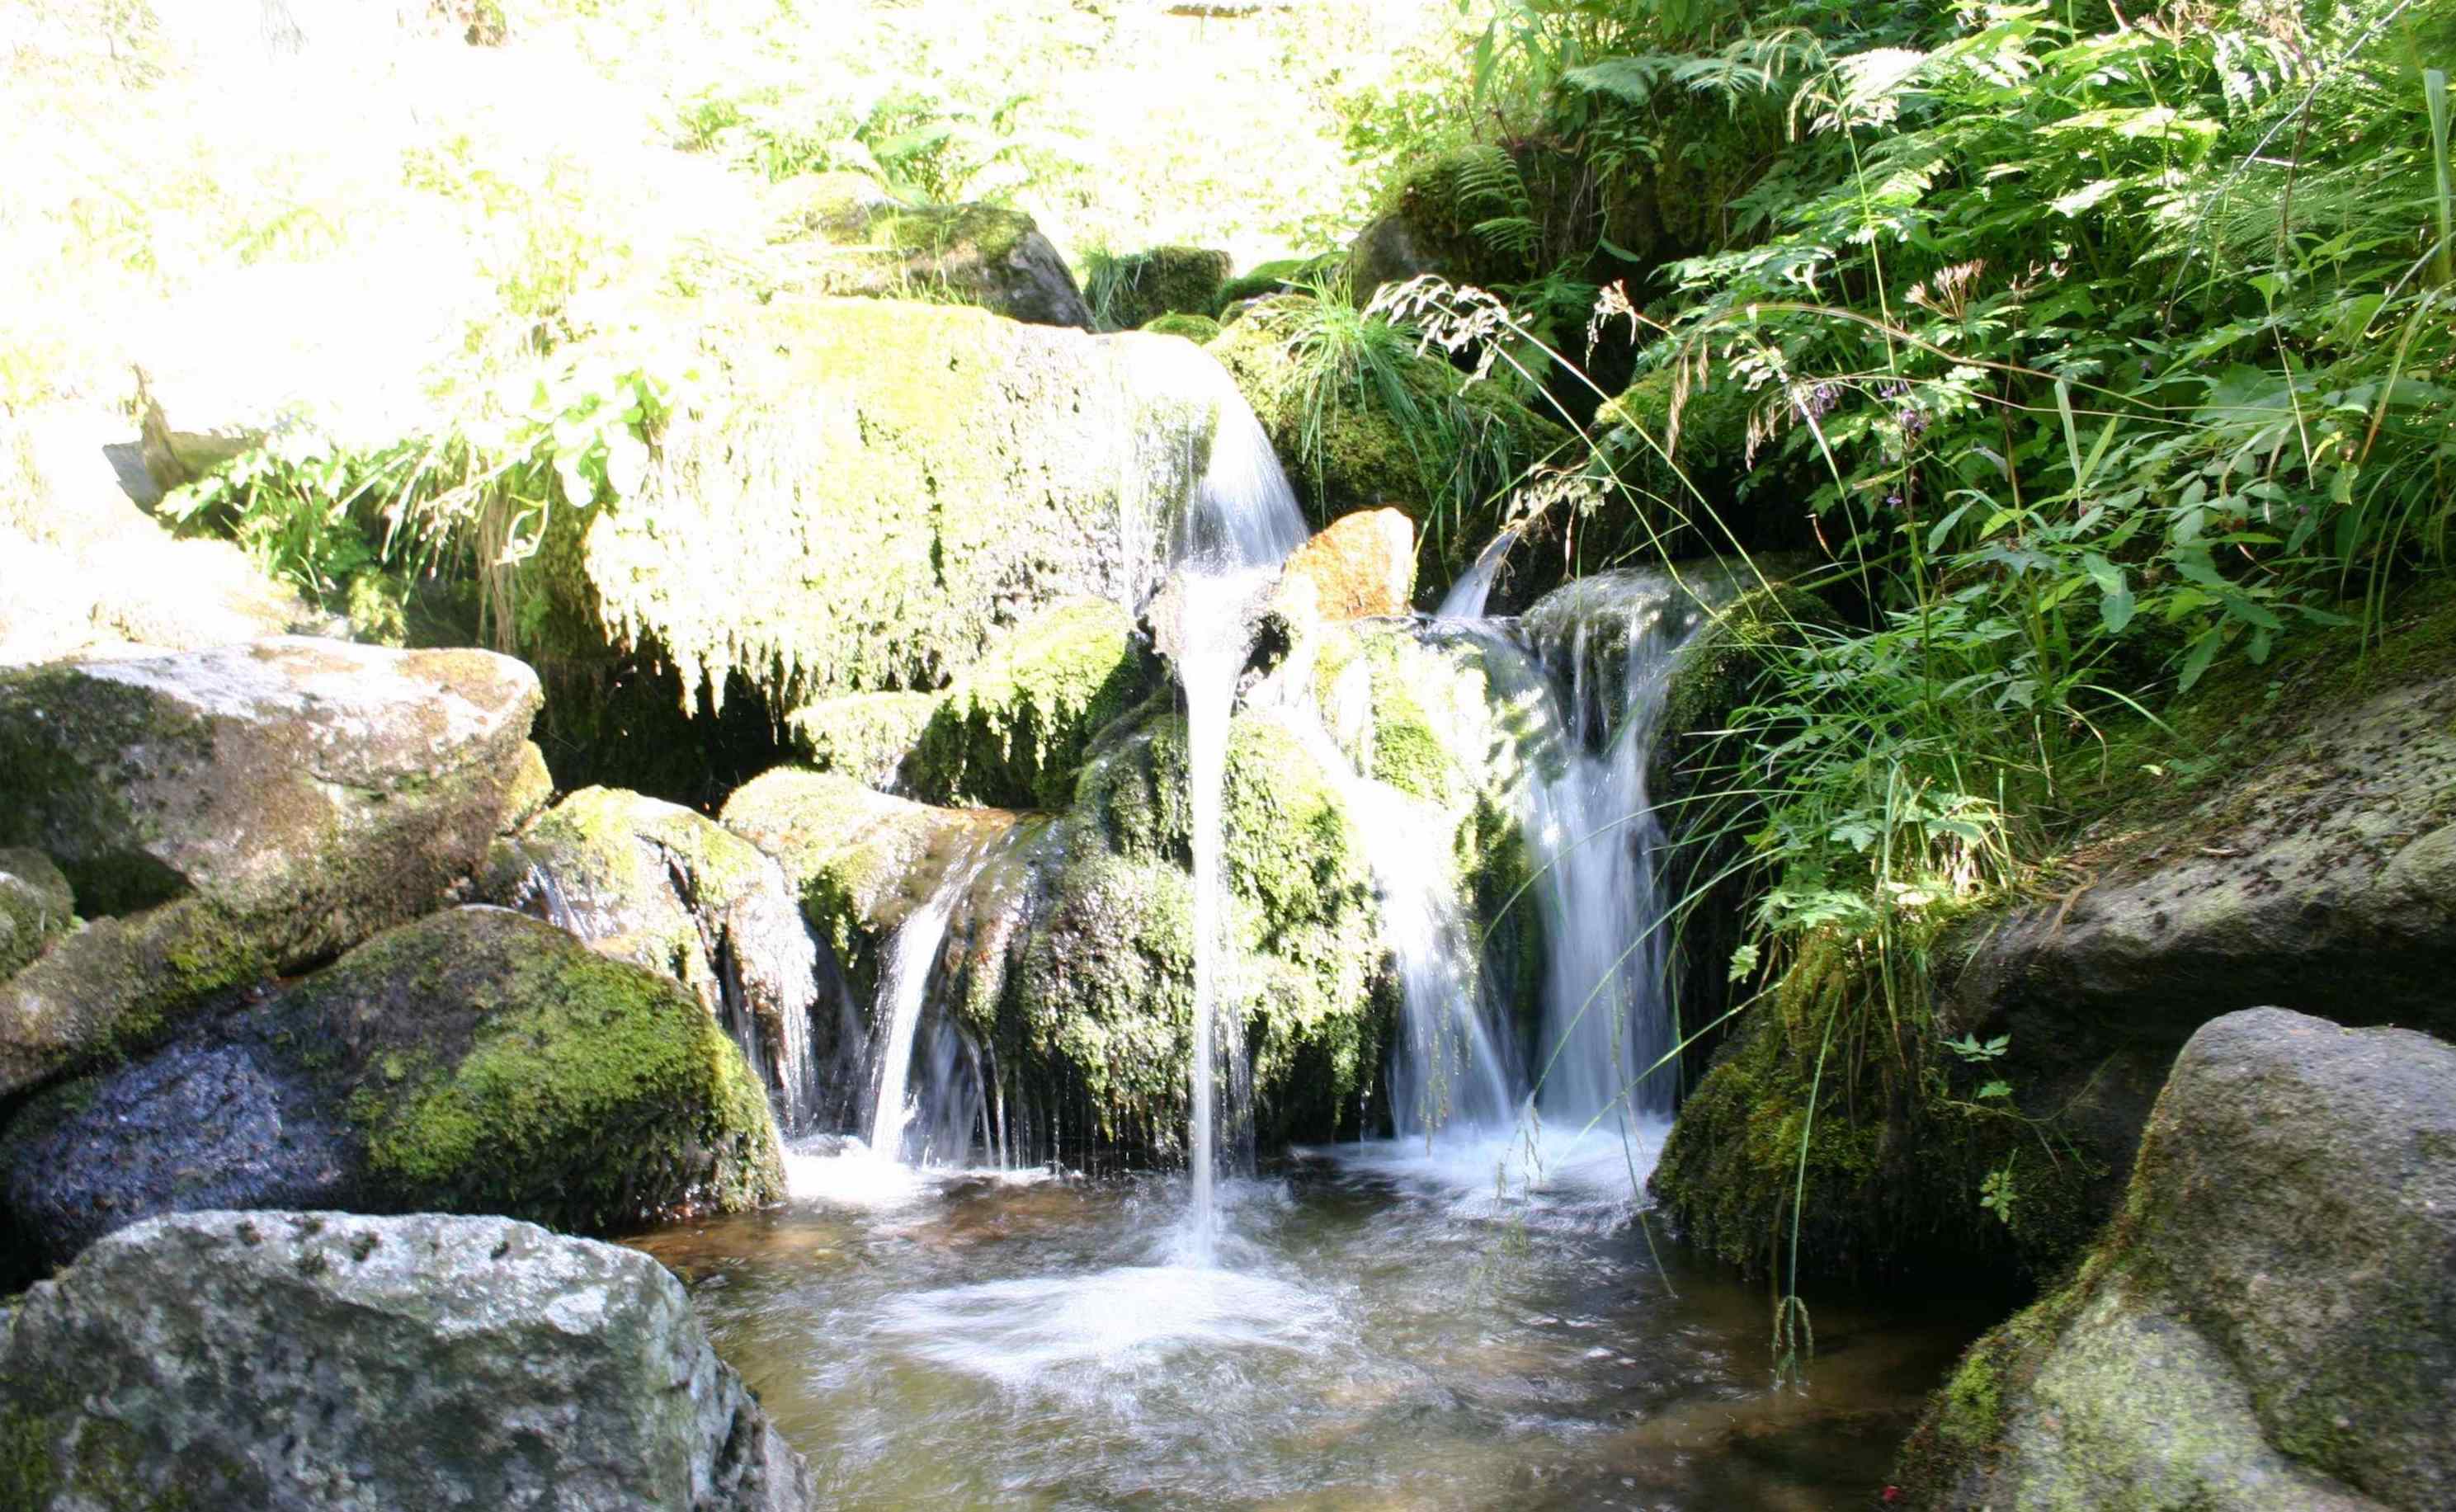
[630,1133,1991,1510]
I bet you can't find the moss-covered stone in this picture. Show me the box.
[1215,256,1334,316]
[479,785,837,1128]
[1897,1009,2454,1510]
[769,172,1092,328]
[721,767,1016,1004]
[2,910,785,1265]
[0,639,543,1096]
[1139,312,1223,342]
[785,690,939,790]
[1650,925,2101,1284]
[0,850,72,979]
[550,298,1231,720]
[1091,246,1233,331]
[907,599,1153,809]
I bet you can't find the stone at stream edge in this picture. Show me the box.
[766,171,1091,329]
[1897,1007,2455,1511]
[1278,507,1417,619]
[0,1209,814,1510]
[0,850,72,980]
[2,908,785,1268]
[0,637,544,1098]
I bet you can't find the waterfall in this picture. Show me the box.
[1510,568,1733,1124]
[1168,378,1308,1264]
[868,845,997,1165]
[1291,711,1520,1141]
[1435,528,1516,620]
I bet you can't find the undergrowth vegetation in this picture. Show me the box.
[1393,0,2456,1321]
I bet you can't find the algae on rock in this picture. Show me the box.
[906,599,1154,810]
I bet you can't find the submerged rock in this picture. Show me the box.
[0,638,544,1097]
[1899,1008,2455,1510]
[3,909,784,1266]
[771,172,1091,328]
[481,786,844,1131]
[0,1209,813,1509]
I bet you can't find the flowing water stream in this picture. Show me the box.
[625,388,1982,1504]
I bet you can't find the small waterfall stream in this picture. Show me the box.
[867,847,997,1165]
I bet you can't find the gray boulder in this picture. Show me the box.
[1901,1007,2456,1510]
[0,637,546,1095]
[0,1209,813,1510]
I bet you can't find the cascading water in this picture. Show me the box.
[1435,526,1517,620]
[866,848,996,1166]
[1167,367,1308,1262]
[1511,568,1735,1126]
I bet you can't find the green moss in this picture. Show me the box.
[543,298,1206,723]
[0,1404,60,1510]
[1215,256,1333,315]
[0,850,73,978]
[1089,246,1232,330]
[275,911,786,1232]
[785,690,939,788]
[1138,313,1222,341]
[908,599,1151,810]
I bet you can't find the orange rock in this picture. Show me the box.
[1279,508,1416,619]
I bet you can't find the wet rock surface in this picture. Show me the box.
[0,1209,814,1510]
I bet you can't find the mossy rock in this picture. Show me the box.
[906,599,1154,810]
[721,766,1016,1005]
[542,298,1233,723]
[479,785,836,1130]
[785,690,940,789]
[1139,312,1223,342]
[1215,255,1335,317]
[1206,303,1567,593]
[769,173,1092,328]
[1897,1009,2455,1510]
[1648,926,2101,1284]
[0,639,544,1098]
[1,909,785,1266]
[1091,246,1233,331]
[0,850,72,979]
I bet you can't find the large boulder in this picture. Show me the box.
[3,908,785,1267]
[481,786,845,1132]
[549,298,1252,718]
[0,1209,813,1509]
[1899,1008,2455,1510]
[0,638,544,1096]
[769,172,1091,329]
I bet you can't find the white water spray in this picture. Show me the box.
[870,848,994,1163]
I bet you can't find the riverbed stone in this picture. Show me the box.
[2,908,785,1266]
[0,1209,813,1509]
[1898,1007,2455,1510]
[479,785,837,1129]
[1280,507,1417,619]
[0,638,544,1096]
